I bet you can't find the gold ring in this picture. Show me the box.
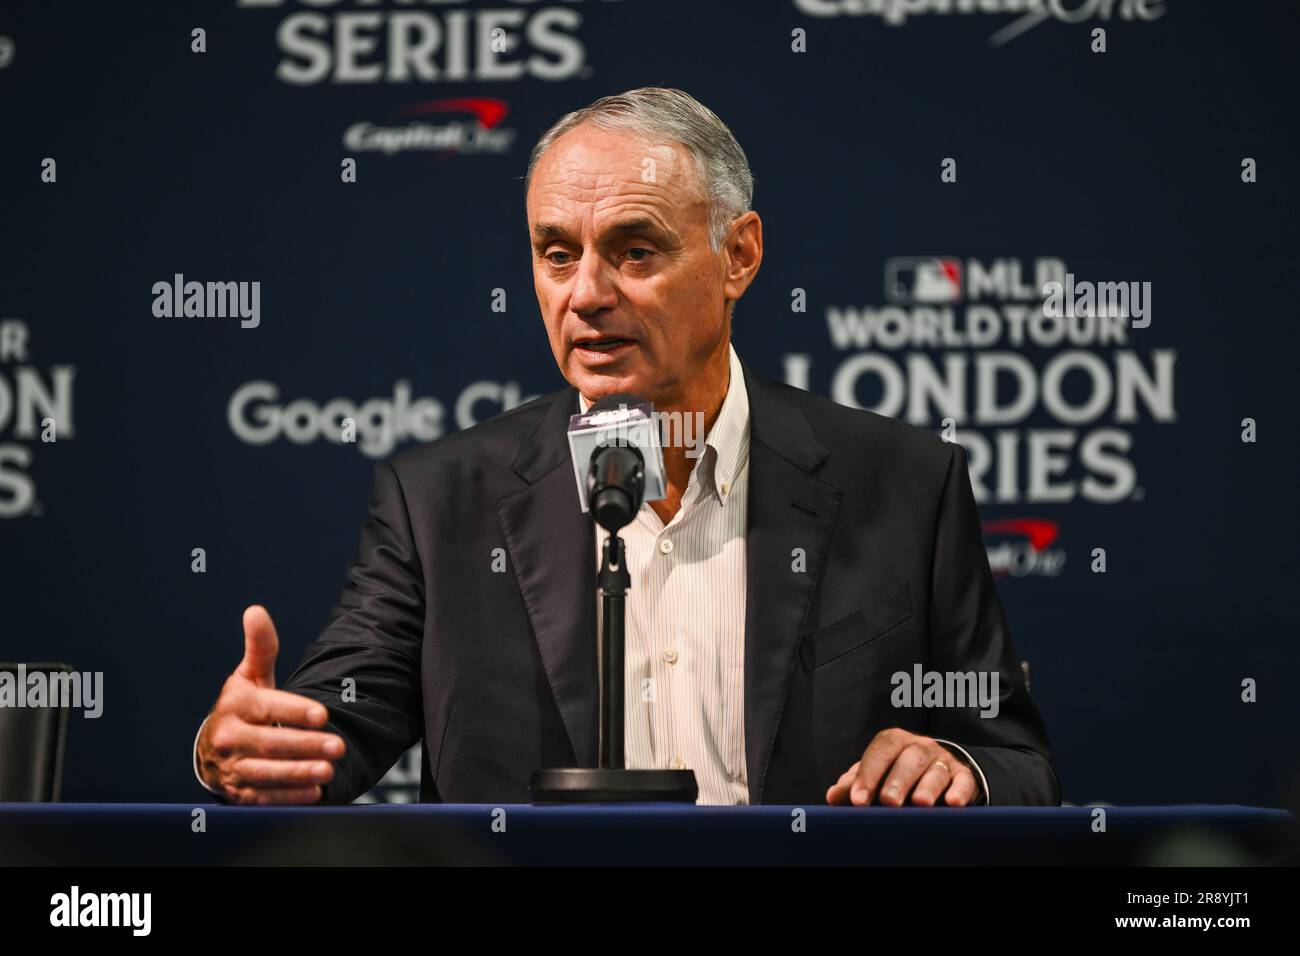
[933,759,951,774]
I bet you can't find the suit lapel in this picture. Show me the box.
[497,391,599,767]
[740,361,842,804]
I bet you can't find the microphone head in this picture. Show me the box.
[585,395,648,532]
[591,485,636,531]
[587,443,644,531]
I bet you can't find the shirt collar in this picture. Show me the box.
[576,343,750,507]
[706,343,750,505]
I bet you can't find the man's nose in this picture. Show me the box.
[569,251,619,316]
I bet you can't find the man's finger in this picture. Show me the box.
[223,685,330,728]
[211,721,346,761]
[943,769,978,807]
[225,785,323,806]
[853,730,911,806]
[825,761,860,805]
[872,742,933,807]
[909,756,955,807]
[226,757,336,788]
[237,604,280,689]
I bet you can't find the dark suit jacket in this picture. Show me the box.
[282,357,1060,806]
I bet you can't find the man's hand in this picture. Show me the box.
[196,605,346,805]
[825,728,980,807]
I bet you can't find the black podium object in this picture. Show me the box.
[530,433,698,805]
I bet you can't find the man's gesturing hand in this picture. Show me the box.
[196,605,346,805]
[825,728,980,807]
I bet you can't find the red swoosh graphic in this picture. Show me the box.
[981,518,1059,551]
[396,97,509,128]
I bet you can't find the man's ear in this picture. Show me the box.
[722,211,763,304]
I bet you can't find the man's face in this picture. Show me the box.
[527,124,733,406]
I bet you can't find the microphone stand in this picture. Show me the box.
[598,533,630,770]
[529,464,698,804]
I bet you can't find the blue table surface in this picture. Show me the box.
[0,802,1290,818]
[1,804,1292,866]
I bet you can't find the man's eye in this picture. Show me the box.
[545,250,573,265]
[625,247,652,262]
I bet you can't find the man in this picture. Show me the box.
[195,87,1059,808]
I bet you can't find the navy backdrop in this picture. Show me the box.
[1,0,1297,805]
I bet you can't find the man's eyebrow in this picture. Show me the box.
[532,222,569,245]
[604,217,672,241]
[531,217,676,247]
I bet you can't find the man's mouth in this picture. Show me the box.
[575,337,636,354]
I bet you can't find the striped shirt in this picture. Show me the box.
[582,343,750,805]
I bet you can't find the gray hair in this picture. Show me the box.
[525,87,754,252]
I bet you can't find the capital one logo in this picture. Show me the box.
[344,96,518,157]
[792,0,1167,47]
[982,518,1066,577]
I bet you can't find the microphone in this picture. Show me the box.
[566,392,666,528]
[587,394,646,531]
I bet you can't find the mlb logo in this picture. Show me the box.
[885,257,963,303]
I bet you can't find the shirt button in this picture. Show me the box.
[721,480,731,496]
[662,649,678,665]
[658,538,674,554]
[669,757,685,770]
